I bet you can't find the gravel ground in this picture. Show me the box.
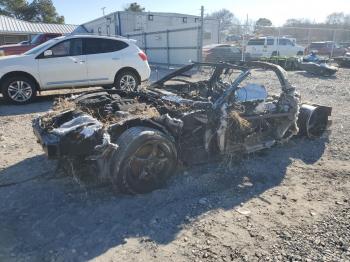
[0,68,349,262]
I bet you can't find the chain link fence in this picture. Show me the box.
[126,26,203,67]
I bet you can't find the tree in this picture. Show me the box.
[344,14,350,26]
[283,18,311,27]
[0,0,64,23]
[206,9,239,31]
[124,2,145,12]
[31,0,64,23]
[326,12,345,25]
[0,0,33,20]
[255,18,272,27]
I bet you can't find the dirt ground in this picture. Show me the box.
[0,68,349,262]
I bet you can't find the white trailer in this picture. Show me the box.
[82,11,219,66]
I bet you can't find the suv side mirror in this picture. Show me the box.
[44,50,53,57]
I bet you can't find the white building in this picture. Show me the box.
[82,11,220,65]
[82,11,219,44]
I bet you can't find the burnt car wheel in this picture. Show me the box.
[1,75,37,104]
[112,127,177,194]
[114,71,140,91]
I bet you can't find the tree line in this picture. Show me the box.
[0,0,64,24]
[1,0,349,38]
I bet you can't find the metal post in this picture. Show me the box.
[166,30,170,68]
[117,12,122,36]
[199,5,204,62]
[243,14,249,61]
[218,20,221,44]
[307,28,311,52]
[241,23,245,61]
[143,32,147,54]
[277,27,281,56]
[331,29,336,58]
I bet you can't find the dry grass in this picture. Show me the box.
[43,96,161,129]
[227,111,252,141]
[128,105,160,118]
[221,111,253,170]
[52,97,77,112]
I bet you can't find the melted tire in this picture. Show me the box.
[111,127,177,194]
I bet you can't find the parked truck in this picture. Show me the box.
[0,33,62,56]
[246,37,304,58]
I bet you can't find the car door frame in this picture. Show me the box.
[36,38,88,89]
[82,37,128,86]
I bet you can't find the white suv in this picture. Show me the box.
[0,35,151,104]
[246,37,305,58]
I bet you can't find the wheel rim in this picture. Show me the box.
[7,81,33,102]
[119,75,137,91]
[127,141,173,183]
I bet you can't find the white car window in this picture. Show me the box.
[267,39,274,45]
[83,38,129,55]
[230,47,241,53]
[286,39,293,46]
[51,41,70,56]
[41,39,82,58]
[24,38,58,55]
[278,39,287,46]
[247,39,265,46]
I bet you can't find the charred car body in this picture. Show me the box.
[333,52,350,68]
[299,53,338,76]
[33,62,332,194]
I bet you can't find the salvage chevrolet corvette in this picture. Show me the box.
[33,62,332,194]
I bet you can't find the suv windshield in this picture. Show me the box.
[23,38,61,55]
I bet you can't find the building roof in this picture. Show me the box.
[84,11,218,25]
[0,15,79,35]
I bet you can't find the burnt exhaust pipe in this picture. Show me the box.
[297,104,332,138]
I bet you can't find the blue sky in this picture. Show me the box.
[51,0,350,26]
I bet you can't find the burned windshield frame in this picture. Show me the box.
[151,62,248,88]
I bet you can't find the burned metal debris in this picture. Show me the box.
[299,53,338,76]
[333,52,350,68]
[259,54,338,76]
[33,62,332,194]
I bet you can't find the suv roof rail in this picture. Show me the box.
[67,32,129,40]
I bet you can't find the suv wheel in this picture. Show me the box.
[1,75,37,104]
[114,71,140,91]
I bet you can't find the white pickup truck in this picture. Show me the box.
[246,37,304,58]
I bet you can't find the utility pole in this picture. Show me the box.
[199,5,204,62]
[242,13,249,61]
[241,23,245,61]
[101,7,106,16]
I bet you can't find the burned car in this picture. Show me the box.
[33,62,332,194]
[333,52,350,68]
[299,53,338,76]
